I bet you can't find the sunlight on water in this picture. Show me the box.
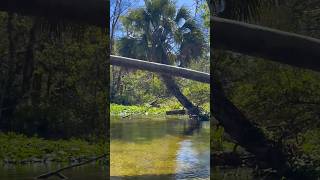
[111,135,181,176]
[110,116,210,180]
[176,140,210,180]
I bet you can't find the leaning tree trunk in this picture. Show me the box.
[156,49,208,121]
[161,74,202,116]
[211,80,292,176]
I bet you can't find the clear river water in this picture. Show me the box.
[0,115,257,179]
[110,115,210,180]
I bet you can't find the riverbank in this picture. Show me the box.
[0,132,107,165]
[111,102,209,117]
[111,104,172,116]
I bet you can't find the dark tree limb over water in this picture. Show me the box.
[36,154,107,179]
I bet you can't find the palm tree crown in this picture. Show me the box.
[118,0,205,67]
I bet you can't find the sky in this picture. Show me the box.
[132,0,198,17]
[111,0,208,39]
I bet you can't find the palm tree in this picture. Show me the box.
[117,0,208,119]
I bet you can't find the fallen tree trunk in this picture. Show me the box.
[111,55,210,83]
[0,0,107,27]
[212,17,320,72]
[166,109,186,115]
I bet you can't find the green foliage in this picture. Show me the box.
[211,126,224,151]
[182,81,210,109]
[0,132,106,163]
[302,130,320,161]
[110,68,209,113]
[111,69,168,105]
[0,12,108,138]
[210,126,236,152]
[199,2,210,28]
[110,103,172,116]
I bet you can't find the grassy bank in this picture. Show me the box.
[110,102,209,117]
[0,132,107,164]
[111,103,180,116]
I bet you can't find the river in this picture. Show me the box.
[110,115,210,180]
[0,115,257,180]
[0,163,107,179]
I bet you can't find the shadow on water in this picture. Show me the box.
[111,116,207,142]
[182,118,202,135]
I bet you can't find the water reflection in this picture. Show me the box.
[176,139,210,180]
[111,116,210,180]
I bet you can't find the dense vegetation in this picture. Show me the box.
[0,132,106,163]
[0,13,108,139]
[211,0,320,178]
[0,12,108,165]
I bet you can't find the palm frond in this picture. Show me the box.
[119,0,206,66]
[180,19,197,33]
[117,37,147,59]
[175,6,191,23]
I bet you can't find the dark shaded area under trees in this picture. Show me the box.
[0,2,108,139]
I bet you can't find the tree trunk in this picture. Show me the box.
[157,50,208,120]
[211,80,290,173]
[161,74,202,116]
[115,68,123,92]
[0,12,17,130]
[31,72,42,107]
[22,19,37,97]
